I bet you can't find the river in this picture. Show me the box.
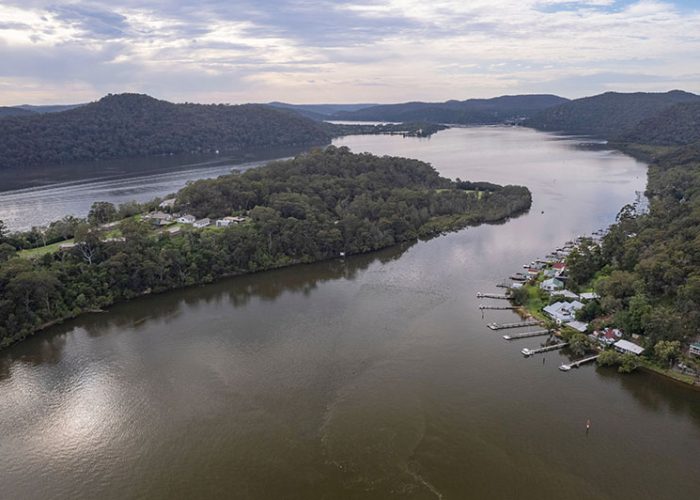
[0,126,698,499]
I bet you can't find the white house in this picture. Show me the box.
[614,339,645,356]
[689,342,700,357]
[193,218,211,229]
[177,214,196,224]
[216,216,247,228]
[580,292,600,301]
[541,278,565,292]
[567,320,589,333]
[144,211,173,227]
[543,300,584,324]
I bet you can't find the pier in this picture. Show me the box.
[521,342,568,357]
[503,329,551,340]
[476,293,510,300]
[559,354,600,371]
[487,320,540,330]
[479,305,517,310]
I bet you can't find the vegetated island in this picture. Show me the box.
[0,146,531,349]
[509,93,700,385]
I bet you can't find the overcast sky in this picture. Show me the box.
[1,0,699,105]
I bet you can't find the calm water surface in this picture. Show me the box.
[1,127,699,499]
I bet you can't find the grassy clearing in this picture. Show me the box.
[19,239,74,259]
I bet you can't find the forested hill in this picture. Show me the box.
[329,94,569,124]
[0,106,33,118]
[525,90,700,138]
[0,147,531,348]
[0,93,333,169]
[622,101,700,146]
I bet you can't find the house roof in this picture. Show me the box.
[568,321,588,332]
[580,292,600,300]
[614,339,644,355]
[552,262,566,270]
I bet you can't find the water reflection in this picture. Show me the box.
[0,242,415,381]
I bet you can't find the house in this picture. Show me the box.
[159,198,176,209]
[193,218,211,229]
[541,278,564,291]
[543,269,557,279]
[580,292,600,301]
[592,327,623,346]
[543,300,584,324]
[689,342,700,357]
[511,282,524,290]
[614,339,645,356]
[216,216,247,228]
[567,320,589,333]
[145,211,173,226]
[177,214,196,224]
[552,262,567,276]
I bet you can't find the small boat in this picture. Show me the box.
[521,348,532,356]
[559,364,571,372]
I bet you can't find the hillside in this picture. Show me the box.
[0,94,333,169]
[525,90,700,138]
[330,94,569,123]
[0,106,33,118]
[622,101,700,146]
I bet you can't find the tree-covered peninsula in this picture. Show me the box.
[0,147,531,348]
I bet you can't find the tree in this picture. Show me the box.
[73,224,100,265]
[0,243,17,262]
[88,202,117,226]
[0,220,7,243]
[568,333,591,357]
[653,340,681,366]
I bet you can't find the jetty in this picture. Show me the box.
[503,329,551,340]
[487,320,540,330]
[479,305,517,310]
[509,275,527,282]
[521,342,568,357]
[559,354,600,371]
[476,292,510,300]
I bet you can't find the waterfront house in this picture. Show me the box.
[689,342,700,357]
[592,327,623,346]
[543,269,557,279]
[193,218,211,229]
[567,320,588,333]
[543,300,584,323]
[614,339,645,356]
[177,214,196,224]
[579,292,600,301]
[541,278,564,292]
[552,262,567,276]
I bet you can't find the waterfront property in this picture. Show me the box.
[591,327,623,346]
[688,342,700,357]
[216,216,247,228]
[614,339,645,356]
[540,277,564,291]
[543,300,584,324]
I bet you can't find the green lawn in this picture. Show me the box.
[19,239,74,259]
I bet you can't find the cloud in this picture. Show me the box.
[0,0,698,103]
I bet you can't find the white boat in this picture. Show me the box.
[521,348,531,356]
[559,364,571,372]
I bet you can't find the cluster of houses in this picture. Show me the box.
[143,210,247,230]
[516,234,645,356]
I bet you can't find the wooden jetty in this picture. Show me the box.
[521,342,568,357]
[476,292,510,300]
[503,329,551,340]
[509,275,527,282]
[487,320,540,330]
[495,282,511,289]
[479,305,517,310]
[559,354,600,371]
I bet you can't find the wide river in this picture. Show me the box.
[1,127,699,499]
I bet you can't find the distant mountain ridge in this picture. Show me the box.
[329,94,569,124]
[267,102,378,120]
[0,93,332,169]
[525,90,700,139]
[0,106,34,118]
